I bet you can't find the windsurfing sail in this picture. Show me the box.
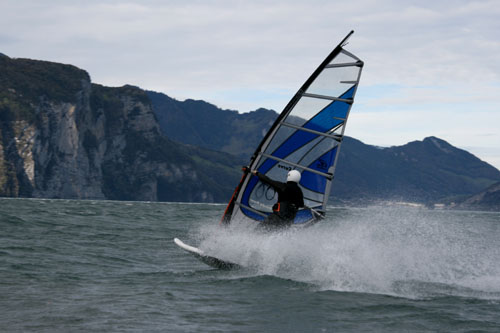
[222,30,364,226]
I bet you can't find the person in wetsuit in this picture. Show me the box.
[252,169,304,230]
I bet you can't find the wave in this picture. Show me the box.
[196,206,500,300]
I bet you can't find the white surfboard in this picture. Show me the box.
[174,238,240,270]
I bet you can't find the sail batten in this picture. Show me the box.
[325,61,363,68]
[281,122,343,140]
[302,93,353,103]
[259,153,334,179]
[221,31,364,226]
[236,202,268,217]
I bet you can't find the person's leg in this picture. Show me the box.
[258,213,287,231]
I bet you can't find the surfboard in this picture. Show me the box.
[173,238,240,270]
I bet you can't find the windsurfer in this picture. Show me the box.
[251,169,304,230]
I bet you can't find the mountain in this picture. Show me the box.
[0,55,244,202]
[455,182,500,211]
[147,91,276,159]
[333,137,500,203]
[149,90,500,204]
[2,54,500,207]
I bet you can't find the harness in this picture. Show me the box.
[272,201,298,221]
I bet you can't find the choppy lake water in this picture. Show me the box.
[1,198,499,332]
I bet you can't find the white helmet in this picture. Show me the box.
[287,170,301,183]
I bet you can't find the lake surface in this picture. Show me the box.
[1,198,499,332]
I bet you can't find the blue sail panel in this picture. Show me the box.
[302,87,353,133]
[300,147,338,193]
[241,206,266,222]
[294,209,314,224]
[266,88,353,161]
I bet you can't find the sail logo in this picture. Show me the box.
[316,159,328,170]
[278,165,292,171]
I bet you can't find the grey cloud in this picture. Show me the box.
[1,0,499,167]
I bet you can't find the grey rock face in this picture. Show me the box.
[1,58,242,202]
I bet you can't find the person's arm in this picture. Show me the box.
[252,171,286,192]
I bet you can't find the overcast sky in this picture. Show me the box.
[1,0,499,169]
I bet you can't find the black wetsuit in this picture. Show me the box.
[255,172,304,229]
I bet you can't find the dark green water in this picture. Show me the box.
[1,198,499,332]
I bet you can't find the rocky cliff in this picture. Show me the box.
[0,55,242,202]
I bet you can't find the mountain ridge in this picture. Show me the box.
[148,89,500,205]
[334,136,500,204]
[456,181,500,211]
[1,54,500,209]
[147,90,276,158]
